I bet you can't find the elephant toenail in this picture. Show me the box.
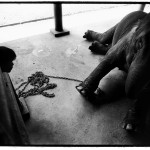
[126,124,133,130]
[76,86,82,90]
[122,123,126,129]
[89,46,92,50]
[81,90,86,95]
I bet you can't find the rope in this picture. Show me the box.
[47,75,82,83]
[15,71,82,99]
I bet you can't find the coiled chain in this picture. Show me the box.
[15,71,82,98]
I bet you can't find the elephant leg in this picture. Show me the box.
[89,41,111,55]
[92,68,127,104]
[76,48,122,99]
[122,87,150,132]
[83,24,117,44]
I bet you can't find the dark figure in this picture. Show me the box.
[0,46,29,119]
[0,46,30,145]
[0,46,16,73]
[76,11,150,132]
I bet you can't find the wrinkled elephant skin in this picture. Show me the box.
[76,11,150,132]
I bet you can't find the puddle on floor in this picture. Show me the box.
[32,47,52,57]
[65,45,80,57]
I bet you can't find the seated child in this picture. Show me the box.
[0,46,29,121]
[0,46,16,73]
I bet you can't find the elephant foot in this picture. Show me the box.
[83,30,102,41]
[122,108,145,133]
[76,82,96,98]
[76,83,108,105]
[89,41,108,55]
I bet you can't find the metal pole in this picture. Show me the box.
[139,4,146,11]
[54,3,63,32]
[51,3,70,37]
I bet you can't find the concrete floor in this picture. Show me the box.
[1,5,150,145]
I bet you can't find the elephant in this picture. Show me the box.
[76,11,150,133]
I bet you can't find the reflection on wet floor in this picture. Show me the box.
[32,47,52,57]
